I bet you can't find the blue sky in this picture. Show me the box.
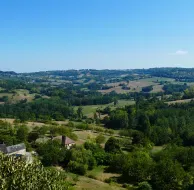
[0,0,194,72]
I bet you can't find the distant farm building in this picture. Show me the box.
[53,135,75,149]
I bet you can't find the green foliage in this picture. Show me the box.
[163,83,187,94]
[16,125,29,142]
[107,110,129,129]
[95,133,105,144]
[68,161,88,175]
[151,158,187,190]
[0,98,74,121]
[67,146,97,174]
[75,123,89,130]
[77,106,83,119]
[105,137,121,153]
[0,153,71,190]
[138,182,152,190]
[37,140,67,166]
[122,151,154,183]
[84,141,106,165]
[28,131,39,143]
[142,86,153,93]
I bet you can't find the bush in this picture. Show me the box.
[123,183,132,190]
[88,156,97,170]
[105,129,114,135]
[104,178,117,184]
[105,137,121,153]
[75,123,89,130]
[0,153,71,189]
[94,126,104,132]
[96,134,105,144]
[68,161,88,175]
[138,182,152,190]
[68,121,74,128]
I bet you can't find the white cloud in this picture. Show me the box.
[172,50,188,55]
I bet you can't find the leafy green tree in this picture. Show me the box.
[151,159,187,190]
[105,137,121,153]
[137,113,151,135]
[16,125,29,142]
[123,151,154,182]
[68,146,96,174]
[28,131,39,143]
[84,141,106,165]
[77,106,83,119]
[37,140,66,166]
[0,153,71,190]
[114,98,118,106]
[107,110,129,129]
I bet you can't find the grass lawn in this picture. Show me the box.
[66,171,127,190]
[86,166,121,182]
[74,176,127,190]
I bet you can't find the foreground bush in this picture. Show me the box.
[0,153,71,190]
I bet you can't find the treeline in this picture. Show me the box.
[0,98,74,121]
[104,99,194,146]
[163,83,188,94]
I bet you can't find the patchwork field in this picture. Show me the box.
[99,77,170,94]
[0,89,36,103]
[99,77,194,94]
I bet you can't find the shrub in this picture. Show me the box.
[0,153,71,189]
[68,121,74,128]
[138,182,152,190]
[68,161,88,175]
[75,123,89,130]
[96,134,105,144]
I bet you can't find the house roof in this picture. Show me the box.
[53,136,75,145]
[65,136,75,145]
[6,143,26,154]
[0,144,7,154]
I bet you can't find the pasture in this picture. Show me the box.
[69,174,127,190]
[74,99,135,117]
[0,89,36,103]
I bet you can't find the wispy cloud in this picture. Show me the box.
[170,50,188,55]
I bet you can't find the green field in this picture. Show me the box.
[75,99,135,117]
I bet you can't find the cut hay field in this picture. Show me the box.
[99,76,194,94]
[99,77,170,94]
[166,98,194,105]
